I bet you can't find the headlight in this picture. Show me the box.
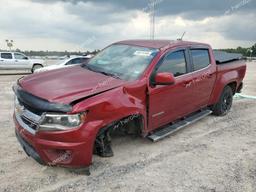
[39,112,87,131]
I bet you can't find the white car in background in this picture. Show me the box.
[0,52,45,73]
[35,55,93,73]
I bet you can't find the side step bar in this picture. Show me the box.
[147,109,212,142]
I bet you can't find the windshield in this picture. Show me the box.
[84,44,159,80]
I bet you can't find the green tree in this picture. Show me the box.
[251,43,256,56]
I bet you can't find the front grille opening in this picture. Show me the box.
[21,116,38,130]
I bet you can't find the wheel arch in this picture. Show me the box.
[226,81,237,95]
[209,69,240,106]
[32,63,43,67]
[31,63,43,72]
[96,113,145,137]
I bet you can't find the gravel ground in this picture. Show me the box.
[0,61,256,192]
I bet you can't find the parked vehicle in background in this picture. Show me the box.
[0,52,45,73]
[13,40,246,173]
[34,55,93,73]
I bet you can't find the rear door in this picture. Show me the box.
[189,48,216,108]
[0,53,14,69]
[148,48,196,131]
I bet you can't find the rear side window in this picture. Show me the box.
[191,49,210,71]
[1,53,12,59]
[157,50,187,77]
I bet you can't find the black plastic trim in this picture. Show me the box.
[237,82,243,93]
[13,84,72,113]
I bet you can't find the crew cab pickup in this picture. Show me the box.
[13,40,246,171]
[0,52,44,73]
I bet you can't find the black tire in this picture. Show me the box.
[212,86,233,116]
[31,64,43,73]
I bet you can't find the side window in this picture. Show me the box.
[14,53,27,60]
[1,53,12,59]
[80,58,89,64]
[66,58,81,65]
[157,50,187,77]
[191,49,210,71]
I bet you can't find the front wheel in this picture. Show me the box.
[31,64,43,73]
[212,86,233,116]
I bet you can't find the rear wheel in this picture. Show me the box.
[212,86,233,116]
[32,64,43,73]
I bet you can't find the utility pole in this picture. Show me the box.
[5,39,14,51]
[149,0,156,40]
[247,48,253,61]
[250,49,253,61]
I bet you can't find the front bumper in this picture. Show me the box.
[12,85,102,169]
[14,114,96,168]
[15,130,44,165]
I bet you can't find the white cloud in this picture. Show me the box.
[0,0,255,51]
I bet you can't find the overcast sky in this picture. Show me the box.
[0,0,255,51]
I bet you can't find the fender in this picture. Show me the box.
[209,69,239,105]
[72,79,148,136]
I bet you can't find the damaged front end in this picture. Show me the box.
[12,84,94,174]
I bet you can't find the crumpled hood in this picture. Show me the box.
[19,66,126,104]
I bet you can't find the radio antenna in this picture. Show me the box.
[177,31,186,41]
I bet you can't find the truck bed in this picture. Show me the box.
[215,59,246,96]
[216,59,246,72]
[214,50,243,64]
[214,50,246,80]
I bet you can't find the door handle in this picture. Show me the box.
[0,60,3,61]
[15,60,18,62]
[207,73,214,78]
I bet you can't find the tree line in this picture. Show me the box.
[0,43,255,57]
[0,49,100,57]
[218,43,256,57]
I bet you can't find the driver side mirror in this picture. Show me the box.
[152,72,175,86]
[23,57,29,60]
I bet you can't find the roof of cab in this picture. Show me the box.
[115,39,210,50]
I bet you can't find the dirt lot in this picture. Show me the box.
[0,61,256,192]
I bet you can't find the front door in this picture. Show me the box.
[13,53,30,69]
[148,49,196,131]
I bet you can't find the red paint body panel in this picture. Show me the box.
[209,60,246,105]
[148,73,195,130]
[14,116,96,167]
[13,40,246,168]
[19,66,126,104]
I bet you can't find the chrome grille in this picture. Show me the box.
[15,98,42,135]
[20,116,38,130]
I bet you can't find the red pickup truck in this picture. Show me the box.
[13,40,246,172]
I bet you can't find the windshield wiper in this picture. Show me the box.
[97,71,121,79]
[82,65,121,79]
[82,64,99,73]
